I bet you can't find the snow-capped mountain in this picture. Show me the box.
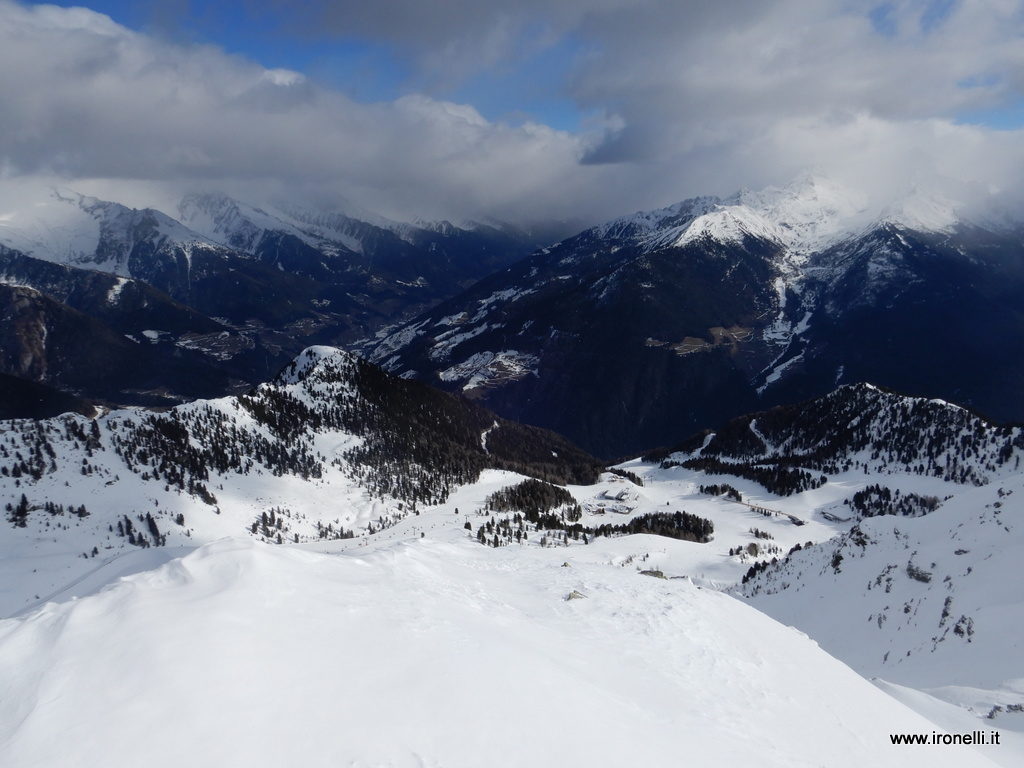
[0,187,219,277]
[563,174,981,264]
[591,173,873,258]
[367,175,1024,457]
[176,190,537,292]
[0,185,539,414]
[0,185,532,284]
[177,192,369,256]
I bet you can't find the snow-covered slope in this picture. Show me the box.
[0,345,597,615]
[2,357,1023,763]
[0,535,1003,768]
[608,383,1024,723]
[739,473,1024,720]
[629,383,1024,720]
[0,187,218,277]
[653,383,1024,486]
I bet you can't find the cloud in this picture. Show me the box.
[0,0,1022,226]
[260,0,633,87]
[262,0,1024,205]
[569,0,1024,212]
[0,1,627,222]
[572,1,1024,152]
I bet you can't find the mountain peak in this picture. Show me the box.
[585,173,1016,260]
[877,187,961,233]
[0,185,212,274]
[177,192,291,253]
[273,345,360,386]
[678,174,872,254]
[583,174,875,256]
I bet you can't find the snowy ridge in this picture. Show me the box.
[179,193,375,255]
[590,195,720,242]
[177,192,291,254]
[2,183,504,281]
[0,187,219,276]
[658,383,1024,486]
[0,344,596,615]
[270,205,374,252]
[179,192,513,258]
[583,175,936,258]
[672,203,788,250]
[0,536,997,768]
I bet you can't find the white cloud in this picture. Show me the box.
[0,0,1022,225]
[0,1,636,223]
[262,69,306,87]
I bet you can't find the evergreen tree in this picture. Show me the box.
[10,494,29,528]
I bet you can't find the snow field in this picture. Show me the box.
[0,536,1001,768]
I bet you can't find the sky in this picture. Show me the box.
[2,0,1023,225]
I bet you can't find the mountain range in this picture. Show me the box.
[0,185,541,411]
[367,175,1024,456]
[4,175,1022,458]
